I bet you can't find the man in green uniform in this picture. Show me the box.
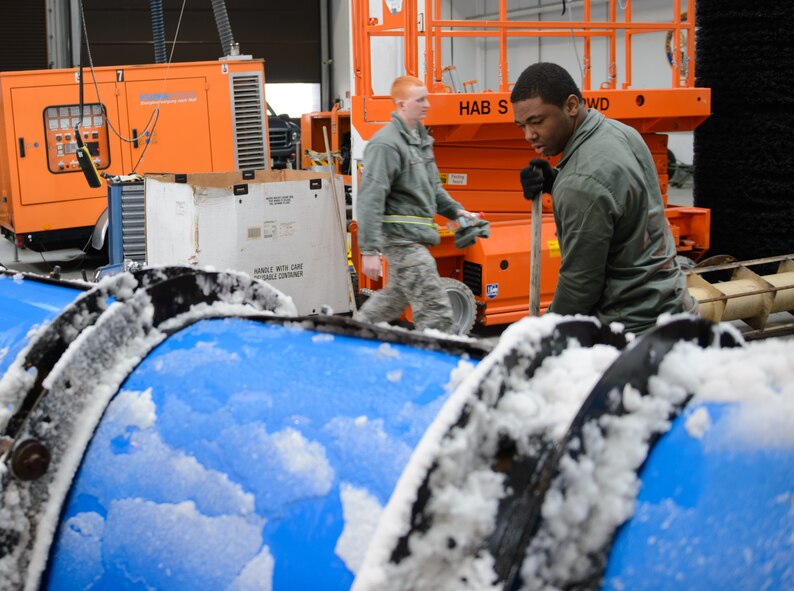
[511,62,697,334]
[354,75,483,333]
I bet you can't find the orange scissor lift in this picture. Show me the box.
[338,0,710,329]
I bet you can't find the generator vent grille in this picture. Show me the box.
[230,72,268,170]
[121,183,146,263]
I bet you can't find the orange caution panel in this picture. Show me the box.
[310,0,712,330]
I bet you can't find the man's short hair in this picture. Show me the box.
[510,63,583,107]
[391,75,424,101]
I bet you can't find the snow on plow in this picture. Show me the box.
[0,267,791,590]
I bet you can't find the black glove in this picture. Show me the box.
[519,158,557,201]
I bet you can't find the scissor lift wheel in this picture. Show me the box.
[440,277,477,335]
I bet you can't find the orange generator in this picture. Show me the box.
[0,59,271,250]
[305,0,712,331]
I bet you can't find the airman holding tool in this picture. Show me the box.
[511,62,697,334]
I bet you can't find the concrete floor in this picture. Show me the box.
[0,237,104,283]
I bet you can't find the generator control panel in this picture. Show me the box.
[44,103,111,174]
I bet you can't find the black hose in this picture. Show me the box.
[211,0,236,57]
[150,0,167,64]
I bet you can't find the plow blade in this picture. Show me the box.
[0,268,790,591]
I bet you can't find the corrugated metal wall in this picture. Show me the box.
[0,0,48,71]
[78,0,320,83]
[0,0,320,83]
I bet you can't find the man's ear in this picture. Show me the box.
[564,94,581,117]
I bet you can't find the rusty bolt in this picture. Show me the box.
[0,437,12,456]
[11,440,51,481]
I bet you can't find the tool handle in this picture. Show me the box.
[529,192,542,316]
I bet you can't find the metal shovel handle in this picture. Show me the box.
[529,191,542,316]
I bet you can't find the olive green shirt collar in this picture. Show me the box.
[391,112,432,146]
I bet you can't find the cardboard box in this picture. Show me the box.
[145,170,350,315]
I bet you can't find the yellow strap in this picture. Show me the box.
[383,214,436,227]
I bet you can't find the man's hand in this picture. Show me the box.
[361,254,382,281]
[519,158,557,201]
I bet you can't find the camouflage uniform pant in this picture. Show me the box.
[354,239,454,333]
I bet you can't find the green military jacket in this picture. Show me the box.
[549,109,695,333]
[356,113,462,254]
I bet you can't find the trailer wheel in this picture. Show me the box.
[440,277,477,335]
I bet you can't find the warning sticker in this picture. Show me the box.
[439,172,468,186]
[253,261,305,282]
[548,240,561,258]
[266,195,294,206]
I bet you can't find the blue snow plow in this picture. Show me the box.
[0,267,487,590]
[0,266,791,591]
